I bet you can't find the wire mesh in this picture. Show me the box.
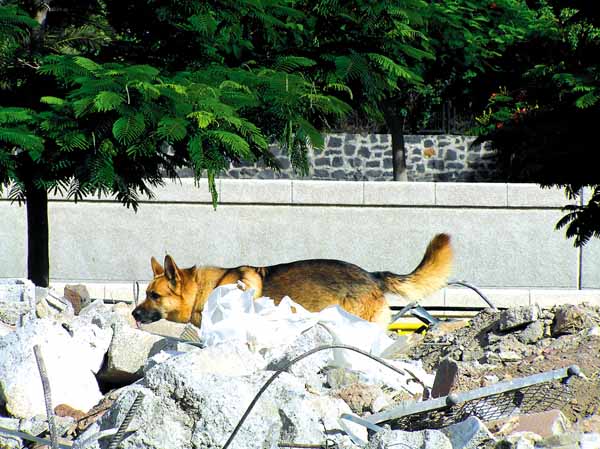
[388,380,571,431]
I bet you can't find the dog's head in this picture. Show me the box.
[132,255,197,325]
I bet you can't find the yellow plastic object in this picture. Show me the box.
[388,319,429,335]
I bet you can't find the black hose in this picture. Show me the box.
[448,280,496,310]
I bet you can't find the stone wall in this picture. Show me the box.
[218,134,498,181]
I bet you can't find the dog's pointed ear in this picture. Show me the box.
[164,255,181,286]
[151,257,164,277]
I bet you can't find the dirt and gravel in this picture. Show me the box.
[408,304,600,426]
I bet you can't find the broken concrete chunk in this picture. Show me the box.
[516,320,546,344]
[97,324,172,384]
[63,284,92,315]
[379,333,424,359]
[139,319,193,338]
[490,409,570,439]
[89,359,365,449]
[326,367,361,389]
[538,431,595,449]
[498,306,540,332]
[263,324,334,390]
[0,318,111,418]
[74,386,193,449]
[503,431,543,449]
[431,358,459,398]
[333,382,386,414]
[77,299,135,329]
[0,416,22,449]
[552,305,595,336]
[441,416,496,449]
[367,428,452,449]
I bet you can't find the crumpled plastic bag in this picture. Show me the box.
[199,284,432,393]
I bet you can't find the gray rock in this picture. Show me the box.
[0,321,14,337]
[263,325,334,390]
[77,299,135,329]
[441,416,496,449]
[498,306,540,332]
[146,342,265,378]
[138,319,191,338]
[63,284,92,314]
[0,279,36,326]
[516,320,545,344]
[328,136,343,148]
[552,305,595,336]
[74,386,192,449]
[98,324,176,384]
[83,355,365,449]
[344,144,356,156]
[0,318,111,418]
[0,300,32,327]
[368,428,452,449]
[326,367,361,389]
[0,417,22,449]
[35,290,74,320]
[333,382,385,414]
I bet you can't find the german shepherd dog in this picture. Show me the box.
[132,234,452,328]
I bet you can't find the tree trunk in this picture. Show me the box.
[382,102,408,181]
[25,185,50,287]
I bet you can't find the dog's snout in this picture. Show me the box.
[132,306,162,324]
[132,308,143,321]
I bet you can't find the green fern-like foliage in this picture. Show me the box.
[474,2,600,247]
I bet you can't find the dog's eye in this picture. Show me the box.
[148,291,160,301]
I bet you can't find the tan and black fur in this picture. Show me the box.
[132,233,453,328]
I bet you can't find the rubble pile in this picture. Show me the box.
[0,279,599,449]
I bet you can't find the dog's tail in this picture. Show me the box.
[375,233,453,301]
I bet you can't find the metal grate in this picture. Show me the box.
[389,381,570,431]
[360,365,580,432]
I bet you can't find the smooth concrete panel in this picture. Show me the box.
[530,289,600,307]
[45,202,578,288]
[150,178,216,203]
[0,202,27,278]
[445,288,530,309]
[292,180,363,204]
[363,182,435,206]
[435,182,507,207]
[220,179,292,204]
[507,184,571,208]
[581,238,600,288]
[438,208,578,288]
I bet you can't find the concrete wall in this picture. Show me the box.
[1,180,599,306]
